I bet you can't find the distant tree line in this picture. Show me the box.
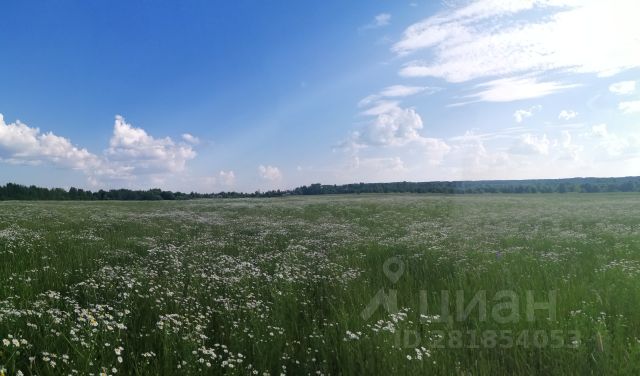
[291,177,640,195]
[1,176,639,201]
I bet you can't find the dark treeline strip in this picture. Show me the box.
[1,176,639,201]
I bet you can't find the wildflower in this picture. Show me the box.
[345,330,359,340]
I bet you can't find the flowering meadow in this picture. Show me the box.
[1,194,640,375]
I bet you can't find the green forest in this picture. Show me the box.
[1,176,639,200]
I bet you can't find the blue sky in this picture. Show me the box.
[1,0,639,192]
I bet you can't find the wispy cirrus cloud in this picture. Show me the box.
[451,76,579,105]
[609,81,636,96]
[358,85,439,108]
[395,1,640,84]
[618,100,640,114]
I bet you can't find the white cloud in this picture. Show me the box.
[395,1,640,83]
[352,103,451,158]
[344,99,451,166]
[609,81,636,95]
[359,85,438,108]
[510,133,551,155]
[219,170,236,186]
[338,121,640,185]
[422,138,452,166]
[360,100,401,116]
[513,105,541,123]
[258,165,282,182]
[378,85,431,98]
[590,123,633,157]
[374,13,391,27]
[559,130,582,160]
[446,131,511,178]
[360,13,391,31]
[181,133,200,145]
[558,110,578,120]
[357,106,425,147]
[457,76,578,104]
[107,115,196,175]
[0,113,101,170]
[618,100,640,114]
[0,114,198,186]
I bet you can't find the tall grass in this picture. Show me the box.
[1,194,640,375]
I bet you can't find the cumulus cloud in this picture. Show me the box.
[258,165,282,182]
[346,89,451,166]
[356,84,439,150]
[394,1,640,83]
[513,105,541,123]
[558,110,578,120]
[559,130,582,160]
[107,115,196,175]
[356,106,426,147]
[609,81,636,95]
[0,113,101,170]
[618,100,640,114]
[0,114,198,186]
[445,131,511,177]
[348,102,451,165]
[181,133,200,145]
[219,170,236,186]
[510,133,551,155]
[590,123,634,157]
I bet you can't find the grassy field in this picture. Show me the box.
[1,194,640,375]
